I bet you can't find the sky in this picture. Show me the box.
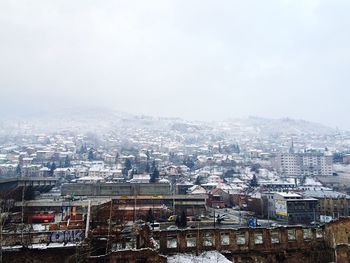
[0,0,350,129]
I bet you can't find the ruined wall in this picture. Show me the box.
[153,226,333,263]
[6,218,350,263]
[324,217,350,246]
[1,229,85,247]
[323,217,350,263]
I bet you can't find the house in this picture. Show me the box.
[176,181,194,195]
[187,185,207,195]
[54,168,72,178]
[130,174,151,184]
[207,188,231,208]
[39,167,50,177]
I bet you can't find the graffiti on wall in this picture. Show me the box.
[48,229,84,243]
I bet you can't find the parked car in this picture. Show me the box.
[167,225,178,230]
[151,222,160,230]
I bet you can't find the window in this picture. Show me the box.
[203,233,213,247]
[288,229,296,241]
[316,228,323,239]
[270,231,279,244]
[303,229,312,240]
[167,236,177,248]
[236,233,246,245]
[221,232,230,246]
[186,234,196,248]
[254,232,263,244]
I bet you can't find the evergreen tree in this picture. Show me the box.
[124,159,132,171]
[146,208,154,223]
[115,152,119,165]
[250,174,259,187]
[150,167,159,183]
[151,160,156,173]
[49,162,56,177]
[79,144,87,154]
[194,176,202,185]
[180,210,187,228]
[88,149,94,161]
[145,162,151,173]
[130,169,135,178]
[64,156,71,168]
[183,158,195,170]
[122,159,132,177]
[16,164,21,176]
[79,145,84,154]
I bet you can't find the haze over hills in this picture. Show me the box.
[235,116,337,136]
[0,107,342,137]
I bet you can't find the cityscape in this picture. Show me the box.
[1,1,350,263]
[0,112,350,262]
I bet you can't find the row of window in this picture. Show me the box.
[165,229,323,248]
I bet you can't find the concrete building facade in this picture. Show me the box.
[273,153,333,177]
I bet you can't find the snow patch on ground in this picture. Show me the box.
[167,251,231,263]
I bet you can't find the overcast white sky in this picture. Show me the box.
[0,0,349,129]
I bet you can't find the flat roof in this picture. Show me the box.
[276,192,301,198]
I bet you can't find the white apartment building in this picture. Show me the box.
[273,153,333,177]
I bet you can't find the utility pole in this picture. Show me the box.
[267,196,270,227]
[21,183,25,247]
[0,205,2,263]
[213,208,216,228]
[85,200,91,239]
[313,204,317,225]
[333,232,337,263]
[239,205,242,226]
[105,199,113,256]
[133,186,136,222]
[196,220,200,256]
[172,178,176,215]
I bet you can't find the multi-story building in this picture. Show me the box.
[304,190,350,219]
[272,152,333,177]
[262,192,277,220]
[300,153,333,176]
[273,192,319,224]
[22,164,42,177]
